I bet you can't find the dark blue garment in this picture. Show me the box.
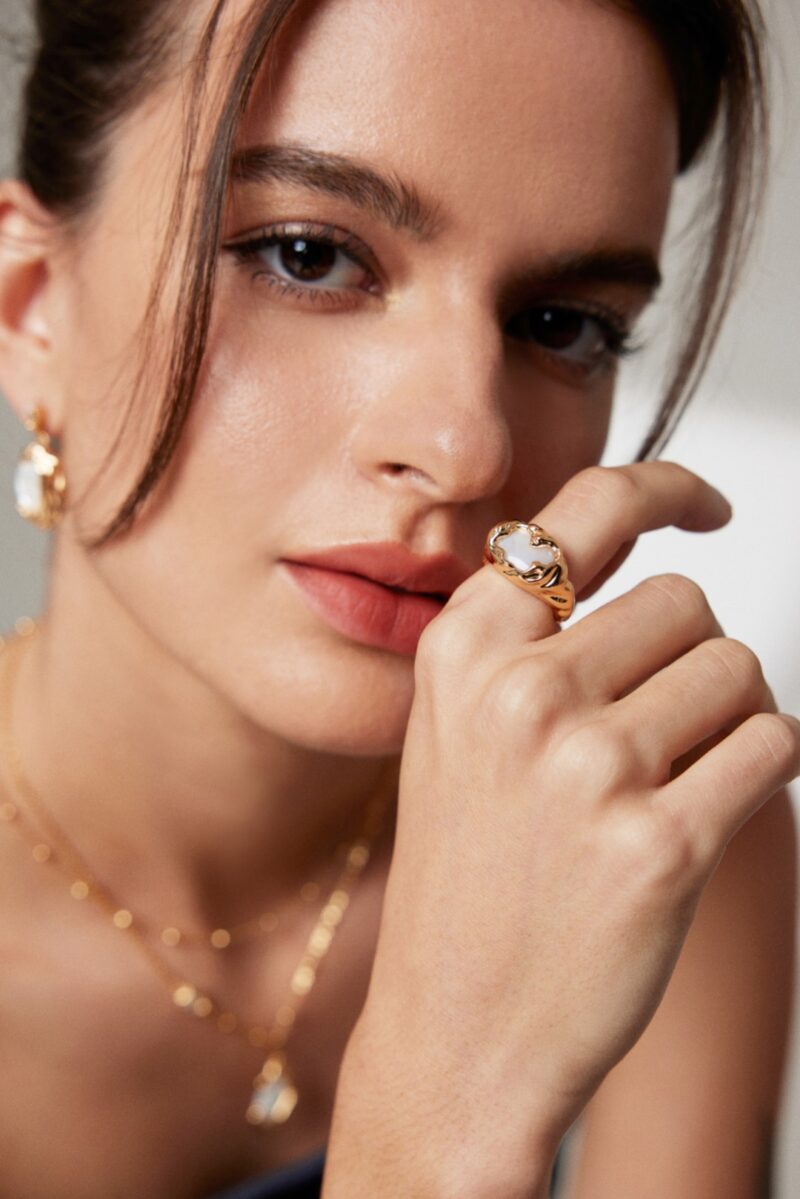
[208,1147,327,1199]
[207,1137,564,1198]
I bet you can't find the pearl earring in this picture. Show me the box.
[13,406,67,530]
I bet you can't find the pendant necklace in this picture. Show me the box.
[0,618,396,1127]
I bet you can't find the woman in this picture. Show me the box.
[0,1,797,1196]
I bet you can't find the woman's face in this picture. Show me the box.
[31,0,678,754]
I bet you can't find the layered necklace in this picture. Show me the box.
[0,618,396,1127]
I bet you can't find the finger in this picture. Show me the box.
[555,573,722,700]
[613,637,770,782]
[658,712,800,858]
[577,539,636,601]
[533,461,732,596]
[669,679,781,779]
[446,462,731,648]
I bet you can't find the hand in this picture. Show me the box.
[334,462,800,1196]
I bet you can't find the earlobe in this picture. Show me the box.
[0,179,60,427]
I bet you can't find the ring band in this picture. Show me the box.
[483,521,575,621]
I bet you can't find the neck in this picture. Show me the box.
[1,541,401,932]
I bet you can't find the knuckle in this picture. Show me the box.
[747,713,800,773]
[567,464,643,513]
[704,637,764,691]
[645,806,700,886]
[658,460,699,488]
[559,718,639,794]
[414,610,474,678]
[643,573,711,621]
[603,803,700,893]
[486,653,572,731]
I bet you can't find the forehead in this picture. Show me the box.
[240,0,679,250]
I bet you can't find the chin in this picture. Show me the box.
[230,633,416,757]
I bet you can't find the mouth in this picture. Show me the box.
[280,560,450,655]
[376,578,450,602]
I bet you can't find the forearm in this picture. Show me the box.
[322,1013,560,1199]
[558,789,798,1199]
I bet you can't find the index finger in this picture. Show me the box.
[446,462,732,643]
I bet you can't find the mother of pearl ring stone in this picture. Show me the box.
[485,522,561,577]
[483,521,575,620]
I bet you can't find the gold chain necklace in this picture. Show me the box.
[0,618,395,1127]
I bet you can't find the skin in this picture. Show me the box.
[0,1,796,1197]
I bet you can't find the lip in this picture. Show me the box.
[279,542,474,655]
[282,541,473,597]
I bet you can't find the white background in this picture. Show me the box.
[1,0,799,1190]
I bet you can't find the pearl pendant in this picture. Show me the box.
[14,440,66,530]
[245,1055,299,1127]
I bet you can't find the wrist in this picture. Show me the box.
[323,1010,560,1199]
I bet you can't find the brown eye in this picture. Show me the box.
[225,220,380,299]
[253,234,372,291]
[279,237,339,282]
[505,304,631,372]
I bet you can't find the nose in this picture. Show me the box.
[349,300,513,505]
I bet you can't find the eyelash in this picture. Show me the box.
[505,302,639,380]
[225,221,379,309]
[223,220,641,376]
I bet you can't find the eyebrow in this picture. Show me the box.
[231,142,445,240]
[503,249,663,301]
[230,141,663,297]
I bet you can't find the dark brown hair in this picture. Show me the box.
[16,0,768,544]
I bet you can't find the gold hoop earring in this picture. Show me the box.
[13,406,67,530]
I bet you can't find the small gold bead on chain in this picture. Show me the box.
[210,928,232,949]
[261,1053,285,1083]
[113,909,133,929]
[161,927,181,947]
[70,880,90,900]
[308,925,333,956]
[290,964,315,996]
[173,983,198,1008]
[346,841,370,870]
[32,843,51,863]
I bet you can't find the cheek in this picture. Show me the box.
[175,276,355,519]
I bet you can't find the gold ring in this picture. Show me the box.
[483,521,575,621]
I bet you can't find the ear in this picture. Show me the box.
[0,179,64,433]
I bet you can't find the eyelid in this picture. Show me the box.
[505,298,642,382]
[223,219,382,282]
[507,295,630,334]
[529,299,636,356]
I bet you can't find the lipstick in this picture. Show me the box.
[280,542,472,655]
